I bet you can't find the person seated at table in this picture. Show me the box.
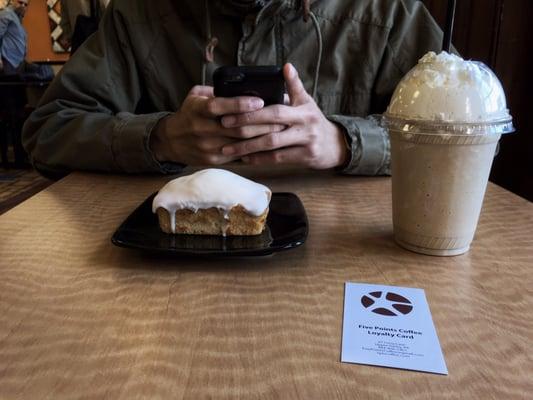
[0,0,53,81]
[22,0,444,179]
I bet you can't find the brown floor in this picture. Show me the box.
[0,167,52,215]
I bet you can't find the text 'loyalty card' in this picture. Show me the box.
[341,282,447,375]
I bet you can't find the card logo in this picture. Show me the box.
[361,291,413,317]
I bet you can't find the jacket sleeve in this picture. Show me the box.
[22,3,183,178]
[328,114,390,175]
[329,0,444,176]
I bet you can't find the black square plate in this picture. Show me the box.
[111,192,308,256]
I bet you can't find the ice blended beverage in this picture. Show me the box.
[383,52,514,256]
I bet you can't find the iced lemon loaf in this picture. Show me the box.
[152,169,271,236]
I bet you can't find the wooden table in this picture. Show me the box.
[1,168,532,399]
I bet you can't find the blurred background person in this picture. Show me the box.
[0,0,52,80]
[1,0,52,167]
[0,0,28,76]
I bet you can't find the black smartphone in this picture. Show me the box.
[213,66,285,106]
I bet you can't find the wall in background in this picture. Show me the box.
[423,0,533,202]
[23,0,69,63]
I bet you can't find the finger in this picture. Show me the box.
[223,124,286,139]
[200,96,264,117]
[221,127,305,157]
[191,118,285,139]
[221,104,304,127]
[195,152,242,166]
[241,146,308,166]
[189,85,214,97]
[284,63,311,106]
[196,136,238,154]
[184,117,225,137]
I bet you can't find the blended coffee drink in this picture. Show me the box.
[384,52,514,256]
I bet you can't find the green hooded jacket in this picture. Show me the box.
[22,0,443,178]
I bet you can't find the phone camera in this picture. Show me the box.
[228,73,244,83]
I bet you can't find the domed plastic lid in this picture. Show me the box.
[384,52,514,135]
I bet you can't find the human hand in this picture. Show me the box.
[150,86,286,165]
[219,63,349,169]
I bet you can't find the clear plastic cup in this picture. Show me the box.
[383,53,514,256]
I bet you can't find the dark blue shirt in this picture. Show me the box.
[0,7,27,72]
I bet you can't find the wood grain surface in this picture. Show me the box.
[1,167,532,399]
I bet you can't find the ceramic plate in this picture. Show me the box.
[111,192,308,256]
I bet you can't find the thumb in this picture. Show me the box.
[284,63,311,106]
[189,85,214,98]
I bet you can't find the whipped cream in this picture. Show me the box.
[386,51,510,123]
[152,169,271,233]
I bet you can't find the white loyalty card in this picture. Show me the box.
[341,282,448,375]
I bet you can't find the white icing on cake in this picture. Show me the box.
[152,169,272,233]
